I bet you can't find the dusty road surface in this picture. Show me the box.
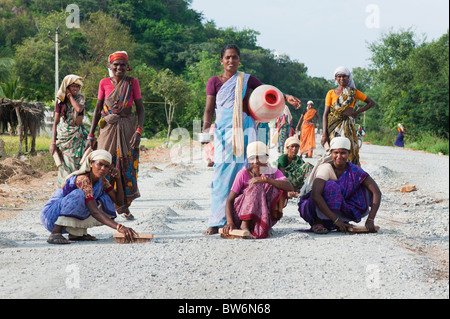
[0,138,448,300]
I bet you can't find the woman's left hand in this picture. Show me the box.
[109,167,120,179]
[129,132,141,149]
[343,107,356,118]
[365,218,376,233]
[249,176,267,188]
[286,95,301,109]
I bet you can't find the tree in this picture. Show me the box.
[149,69,191,141]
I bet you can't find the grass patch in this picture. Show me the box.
[0,135,52,156]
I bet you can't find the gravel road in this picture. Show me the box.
[0,139,448,300]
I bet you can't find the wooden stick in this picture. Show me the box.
[347,226,380,234]
[113,233,153,243]
[219,228,253,239]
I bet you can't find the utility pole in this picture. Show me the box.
[48,26,68,100]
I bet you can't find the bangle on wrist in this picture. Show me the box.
[116,224,124,232]
[136,126,143,135]
[333,217,340,225]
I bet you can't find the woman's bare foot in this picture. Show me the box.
[202,226,218,235]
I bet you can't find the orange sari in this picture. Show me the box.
[300,108,316,155]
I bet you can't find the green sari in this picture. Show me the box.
[277,154,313,190]
[56,94,88,186]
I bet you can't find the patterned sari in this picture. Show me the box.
[278,155,314,190]
[233,171,286,239]
[98,77,140,213]
[327,87,360,165]
[209,72,257,227]
[55,94,88,186]
[277,113,290,153]
[298,162,370,230]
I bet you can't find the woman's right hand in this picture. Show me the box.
[335,219,350,233]
[222,223,235,236]
[49,144,56,155]
[321,134,329,147]
[84,139,94,152]
[119,226,138,243]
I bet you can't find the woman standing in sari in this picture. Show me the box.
[296,100,318,158]
[50,75,88,186]
[86,51,145,220]
[321,67,376,166]
[394,123,406,148]
[222,141,294,239]
[202,44,301,235]
[276,105,293,154]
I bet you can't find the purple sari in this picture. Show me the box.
[41,175,116,233]
[298,162,370,230]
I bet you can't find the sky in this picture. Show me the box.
[190,0,449,79]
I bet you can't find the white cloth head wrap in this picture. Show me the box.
[283,136,301,154]
[330,137,351,151]
[65,148,112,182]
[334,66,356,89]
[247,141,269,158]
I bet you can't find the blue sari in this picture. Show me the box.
[208,72,258,227]
[41,175,116,233]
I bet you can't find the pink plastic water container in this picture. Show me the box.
[248,85,285,123]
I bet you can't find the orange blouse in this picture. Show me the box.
[325,89,367,109]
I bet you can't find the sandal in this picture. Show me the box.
[312,224,329,234]
[69,234,98,241]
[47,233,71,245]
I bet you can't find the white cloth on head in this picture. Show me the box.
[334,66,356,89]
[330,136,351,150]
[247,141,268,158]
[65,149,112,182]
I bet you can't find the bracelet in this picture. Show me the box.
[116,224,124,232]
[51,142,56,145]
[87,136,95,141]
[333,217,340,224]
[136,126,143,135]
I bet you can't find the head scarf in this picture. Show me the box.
[330,136,351,151]
[247,141,269,158]
[283,136,301,154]
[108,51,132,77]
[65,149,112,182]
[56,74,83,102]
[307,100,314,105]
[334,66,356,89]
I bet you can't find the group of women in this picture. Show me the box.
[201,44,381,238]
[42,51,143,244]
[41,44,381,244]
